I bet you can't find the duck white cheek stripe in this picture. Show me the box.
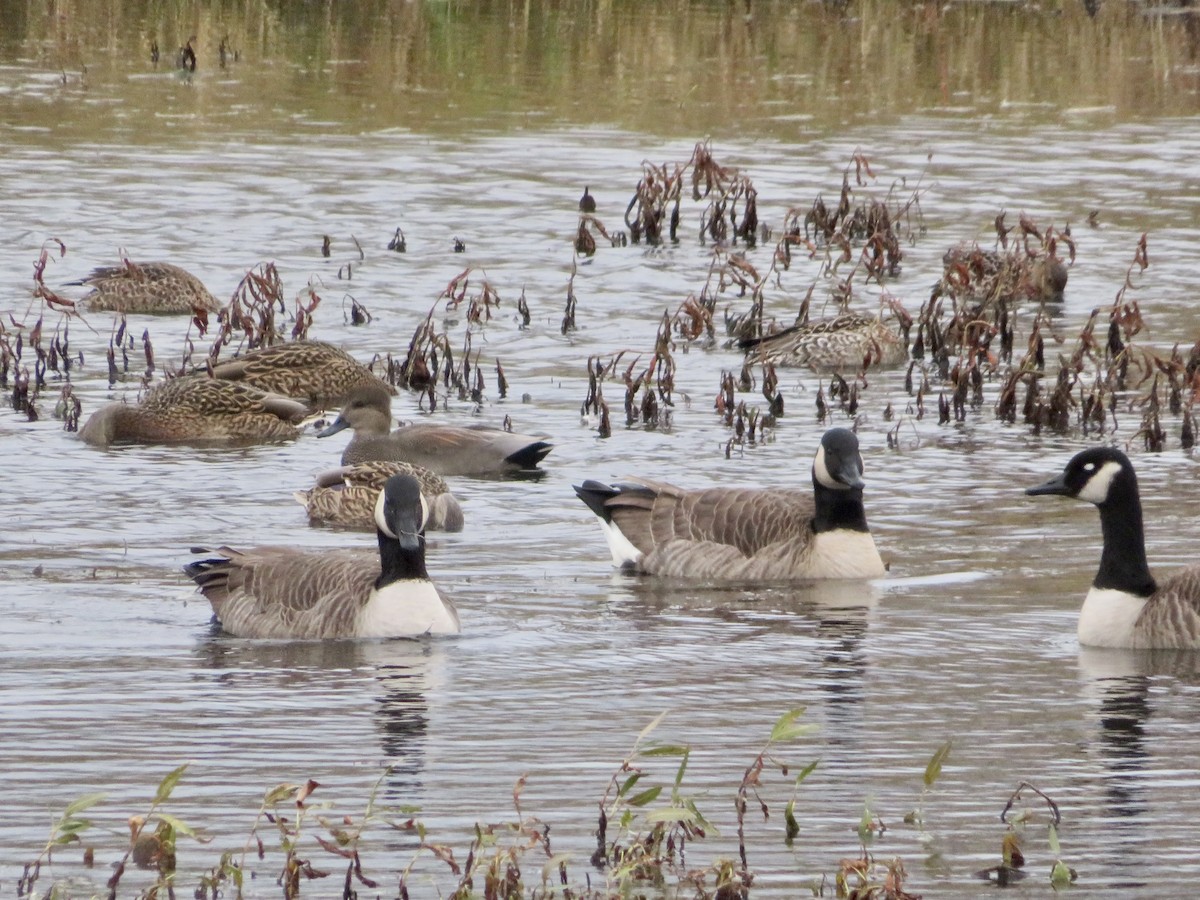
[1078,460,1123,505]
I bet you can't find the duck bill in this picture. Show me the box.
[317,416,350,438]
[1025,474,1069,497]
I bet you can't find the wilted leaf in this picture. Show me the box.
[784,799,800,843]
[924,739,952,788]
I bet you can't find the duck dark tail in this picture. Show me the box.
[506,440,553,469]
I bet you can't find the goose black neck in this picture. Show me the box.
[1094,471,1156,597]
[811,480,870,533]
[376,531,428,587]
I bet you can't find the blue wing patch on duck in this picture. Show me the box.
[74,260,222,315]
[574,428,886,581]
[186,473,460,639]
[79,375,308,447]
[319,384,552,476]
[1027,446,1200,649]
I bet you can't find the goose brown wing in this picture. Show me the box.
[188,547,379,639]
[1136,567,1200,649]
[608,479,812,557]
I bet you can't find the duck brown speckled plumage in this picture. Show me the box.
[79,375,308,447]
[740,313,907,371]
[76,260,223,314]
[294,460,464,532]
[210,340,395,409]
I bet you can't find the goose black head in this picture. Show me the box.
[1025,446,1134,507]
[812,427,866,491]
[374,474,428,551]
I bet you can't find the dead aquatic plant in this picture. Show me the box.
[343,293,373,326]
[563,264,579,335]
[1,242,89,418]
[575,211,626,257]
[581,313,678,435]
[384,268,508,409]
[624,139,758,246]
[988,233,1192,448]
[783,150,927,287]
[203,262,287,365]
[713,364,779,457]
[973,782,1076,889]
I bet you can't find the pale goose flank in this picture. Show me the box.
[210,340,396,409]
[186,473,461,639]
[1026,446,1200,649]
[740,313,906,371]
[79,376,308,447]
[295,460,464,532]
[74,260,222,315]
[574,428,886,581]
[319,384,553,476]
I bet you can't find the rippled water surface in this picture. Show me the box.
[3,2,1200,897]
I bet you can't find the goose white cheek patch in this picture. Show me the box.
[1078,460,1123,505]
[374,489,398,538]
[813,445,855,490]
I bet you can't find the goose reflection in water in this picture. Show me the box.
[191,637,446,798]
[608,577,879,731]
[1076,647,1200,891]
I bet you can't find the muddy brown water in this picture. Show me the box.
[2,2,1200,896]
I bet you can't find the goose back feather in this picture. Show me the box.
[574,428,885,581]
[187,474,460,639]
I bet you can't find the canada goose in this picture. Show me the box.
[79,376,307,447]
[319,384,553,476]
[74,260,222,314]
[1026,447,1200,649]
[185,474,460,639]
[209,340,395,408]
[574,428,885,581]
[294,460,464,532]
[739,314,906,371]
